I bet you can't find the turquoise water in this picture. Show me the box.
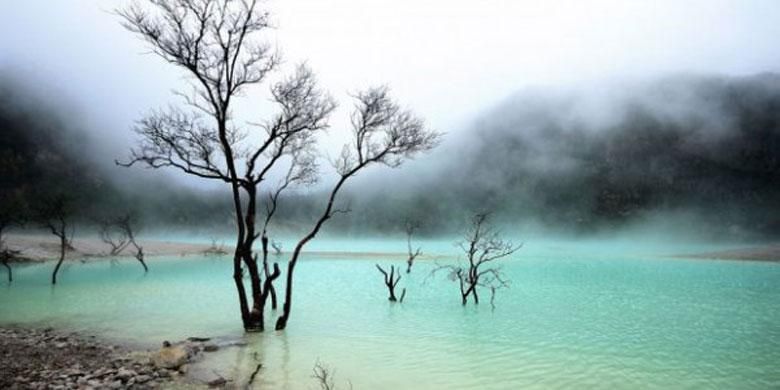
[1,240,779,389]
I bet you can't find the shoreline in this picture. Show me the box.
[671,244,780,263]
[2,234,438,264]
[5,234,778,265]
[0,324,274,389]
[0,326,183,389]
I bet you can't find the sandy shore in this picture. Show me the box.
[3,234,428,263]
[4,234,216,262]
[673,244,780,262]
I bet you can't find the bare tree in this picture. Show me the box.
[275,87,440,330]
[99,214,147,271]
[0,191,25,283]
[259,149,317,310]
[404,220,422,273]
[0,249,19,283]
[38,196,74,285]
[118,0,440,332]
[432,213,521,306]
[98,218,131,256]
[375,264,405,302]
[118,214,147,272]
[312,361,352,390]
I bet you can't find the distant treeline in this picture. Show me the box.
[0,76,233,232]
[345,73,780,238]
[2,73,778,238]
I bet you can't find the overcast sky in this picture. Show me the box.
[2,0,780,184]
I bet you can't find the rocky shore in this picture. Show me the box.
[0,327,223,389]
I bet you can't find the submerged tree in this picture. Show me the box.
[404,219,422,273]
[259,149,317,310]
[38,195,74,285]
[117,0,440,332]
[0,248,19,283]
[376,264,405,302]
[0,192,25,283]
[98,217,131,256]
[312,360,352,390]
[100,214,148,272]
[274,88,440,330]
[433,213,521,306]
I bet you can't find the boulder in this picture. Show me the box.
[152,346,189,369]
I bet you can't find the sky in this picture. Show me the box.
[1,0,780,184]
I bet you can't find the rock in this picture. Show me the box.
[203,344,219,352]
[178,364,189,374]
[187,337,211,342]
[207,377,227,387]
[116,367,136,381]
[152,346,189,369]
[136,374,152,383]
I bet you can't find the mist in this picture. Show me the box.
[2,0,779,244]
[4,68,778,243]
[329,73,780,241]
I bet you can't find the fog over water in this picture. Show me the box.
[1,1,779,241]
[2,3,780,389]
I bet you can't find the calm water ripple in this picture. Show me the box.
[1,241,779,389]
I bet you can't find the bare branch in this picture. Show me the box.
[405,219,423,273]
[433,212,521,306]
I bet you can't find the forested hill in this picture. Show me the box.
[0,77,230,229]
[339,73,780,238]
[2,73,779,238]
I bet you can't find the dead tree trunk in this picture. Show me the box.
[376,264,403,302]
[261,234,278,310]
[0,225,14,283]
[134,246,148,272]
[433,213,520,306]
[41,196,72,286]
[118,1,439,332]
[404,220,422,273]
[2,255,11,283]
[275,88,440,331]
[51,225,69,285]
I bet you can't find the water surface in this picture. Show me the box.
[1,240,778,389]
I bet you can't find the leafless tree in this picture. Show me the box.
[0,223,22,283]
[38,196,74,285]
[118,0,440,332]
[404,220,422,273]
[0,191,25,283]
[118,214,147,272]
[98,218,131,256]
[203,239,228,255]
[259,149,317,310]
[432,213,521,306]
[376,264,406,302]
[99,214,147,271]
[312,361,352,390]
[274,87,440,330]
[0,249,20,283]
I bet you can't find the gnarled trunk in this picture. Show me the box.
[51,233,66,285]
[2,258,11,283]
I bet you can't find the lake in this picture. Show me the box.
[1,239,779,389]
